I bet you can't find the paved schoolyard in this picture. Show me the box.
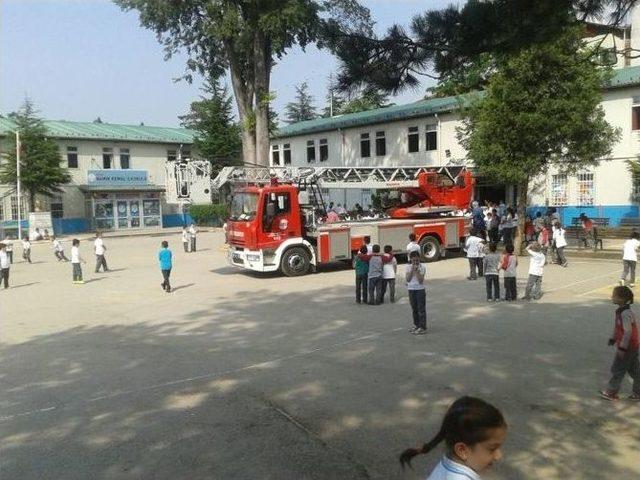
[0,232,638,480]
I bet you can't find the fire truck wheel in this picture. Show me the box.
[419,236,441,262]
[280,247,311,276]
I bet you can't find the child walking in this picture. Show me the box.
[354,245,369,304]
[552,222,568,267]
[600,286,640,401]
[159,240,173,293]
[52,236,69,261]
[523,243,545,300]
[406,250,427,334]
[465,229,484,280]
[483,243,501,302]
[501,244,518,301]
[3,237,14,264]
[94,232,109,273]
[22,236,32,263]
[381,244,397,303]
[620,231,640,287]
[399,396,507,479]
[182,226,190,253]
[0,243,10,289]
[71,239,85,284]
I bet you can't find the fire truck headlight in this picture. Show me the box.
[246,254,261,262]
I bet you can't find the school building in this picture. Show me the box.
[0,119,196,234]
[270,64,640,226]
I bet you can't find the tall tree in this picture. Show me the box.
[327,0,636,94]
[458,27,620,251]
[321,73,345,118]
[180,77,242,167]
[0,99,71,211]
[284,82,317,124]
[339,86,390,114]
[115,0,372,166]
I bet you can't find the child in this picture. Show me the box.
[538,223,550,261]
[405,250,427,334]
[381,244,397,303]
[3,236,13,264]
[465,229,484,280]
[501,244,518,301]
[0,243,9,289]
[364,235,373,254]
[524,216,535,243]
[188,223,198,252]
[94,232,109,273]
[523,243,545,301]
[406,233,420,255]
[22,236,32,263]
[483,243,501,302]
[159,240,173,292]
[354,245,369,304]
[552,222,568,268]
[600,286,640,401]
[71,238,85,284]
[182,226,190,253]
[367,244,384,305]
[620,231,640,287]
[399,396,507,479]
[52,236,69,262]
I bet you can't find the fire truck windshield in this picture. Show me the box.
[229,193,259,221]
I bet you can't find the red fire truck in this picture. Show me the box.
[214,166,474,276]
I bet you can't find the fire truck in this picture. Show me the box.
[185,165,473,276]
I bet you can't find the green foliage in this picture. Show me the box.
[339,86,390,114]
[0,99,71,210]
[459,27,620,186]
[428,53,496,98]
[284,82,317,124]
[189,203,229,226]
[180,77,242,168]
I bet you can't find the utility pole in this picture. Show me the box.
[16,130,22,240]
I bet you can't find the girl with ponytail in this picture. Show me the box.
[399,396,507,479]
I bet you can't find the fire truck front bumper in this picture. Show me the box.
[227,247,279,272]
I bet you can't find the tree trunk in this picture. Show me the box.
[516,179,529,255]
[253,31,270,167]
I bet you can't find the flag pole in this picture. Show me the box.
[16,130,22,241]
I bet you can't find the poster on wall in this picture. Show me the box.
[29,212,53,240]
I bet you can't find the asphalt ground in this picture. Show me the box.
[1,232,638,480]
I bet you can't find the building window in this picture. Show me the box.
[319,138,329,162]
[307,140,316,163]
[551,174,568,206]
[576,171,595,206]
[426,124,437,151]
[167,149,177,161]
[633,98,640,130]
[119,148,130,169]
[360,133,370,158]
[283,143,291,165]
[271,145,280,166]
[408,126,419,153]
[182,149,191,160]
[102,147,113,169]
[50,195,64,219]
[375,131,386,156]
[67,146,78,168]
[10,194,27,220]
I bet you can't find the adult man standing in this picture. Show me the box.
[94,232,109,273]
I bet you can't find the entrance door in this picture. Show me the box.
[116,199,142,229]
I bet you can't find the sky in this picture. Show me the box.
[1,0,453,128]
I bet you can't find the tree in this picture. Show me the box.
[180,77,242,167]
[458,27,620,251]
[284,82,317,124]
[115,0,372,166]
[339,86,390,114]
[321,74,345,118]
[0,99,71,211]
[327,0,637,94]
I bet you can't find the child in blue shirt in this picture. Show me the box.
[158,240,173,293]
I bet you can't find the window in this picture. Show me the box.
[182,149,191,160]
[633,97,640,130]
[408,126,419,153]
[119,148,130,169]
[375,131,386,156]
[307,140,316,163]
[283,143,292,165]
[102,147,113,169]
[271,145,280,166]
[577,171,595,206]
[167,149,177,161]
[50,195,64,219]
[67,146,78,168]
[10,194,27,220]
[360,133,370,158]
[319,138,329,162]
[551,174,568,206]
[0,200,4,221]
[426,124,437,151]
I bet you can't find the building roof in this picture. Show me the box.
[0,118,196,144]
[274,65,640,139]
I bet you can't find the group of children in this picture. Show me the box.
[181,224,198,253]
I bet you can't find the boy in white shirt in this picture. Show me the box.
[381,245,398,303]
[406,233,420,255]
[94,232,109,273]
[0,243,10,289]
[51,236,69,262]
[21,236,32,263]
[465,229,484,280]
[620,231,640,287]
[182,226,190,252]
[71,238,86,284]
[188,223,198,252]
[406,250,427,334]
[552,222,568,267]
[523,242,546,300]
[3,237,14,264]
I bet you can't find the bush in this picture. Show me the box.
[189,203,228,227]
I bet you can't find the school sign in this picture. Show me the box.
[87,170,149,186]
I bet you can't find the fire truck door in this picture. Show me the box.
[261,192,296,246]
